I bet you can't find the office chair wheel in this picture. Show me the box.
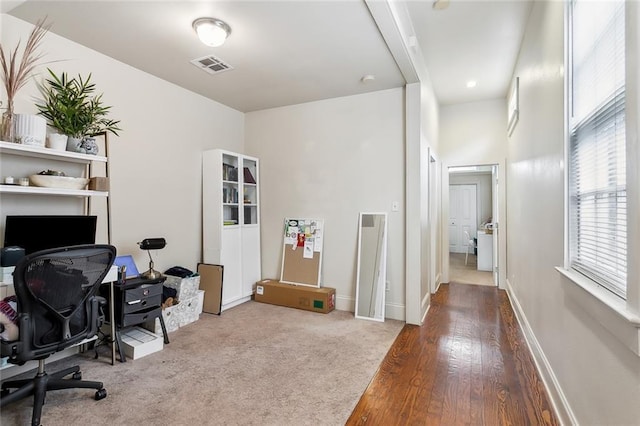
[72,372,82,380]
[95,388,107,400]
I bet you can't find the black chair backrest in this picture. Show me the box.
[11,245,116,360]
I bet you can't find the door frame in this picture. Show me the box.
[441,162,506,289]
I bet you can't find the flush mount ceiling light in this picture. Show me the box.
[433,0,450,10]
[466,80,477,88]
[192,17,231,47]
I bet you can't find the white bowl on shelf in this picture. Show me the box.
[29,174,89,190]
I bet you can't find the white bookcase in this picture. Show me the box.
[202,149,261,311]
[0,140,111,242]
[0,139,112,376]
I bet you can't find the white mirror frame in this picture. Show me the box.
[354,212,387,322]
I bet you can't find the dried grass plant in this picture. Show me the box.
[0,17,51,113]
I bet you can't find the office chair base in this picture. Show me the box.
[0,362,107,426]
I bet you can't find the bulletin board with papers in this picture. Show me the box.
[280,218,324,287]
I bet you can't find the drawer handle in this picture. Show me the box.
[127,299,141,305]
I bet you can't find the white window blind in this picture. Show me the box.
[569,0,627,298]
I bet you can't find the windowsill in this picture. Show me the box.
[556,267,640,356]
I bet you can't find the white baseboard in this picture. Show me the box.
[385,302,405,321]
[505,279,577,426]
[335,295,405,321]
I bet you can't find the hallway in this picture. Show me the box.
[449,253,494,287]
[347,282,557,425]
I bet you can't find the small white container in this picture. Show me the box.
[13,114,46,147]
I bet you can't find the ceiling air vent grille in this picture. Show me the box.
[190,55,233,75]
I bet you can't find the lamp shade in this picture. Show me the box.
[193,17,231,47]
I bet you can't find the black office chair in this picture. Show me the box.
[0,244,116,426]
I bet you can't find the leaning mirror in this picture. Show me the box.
[355,212,387,322]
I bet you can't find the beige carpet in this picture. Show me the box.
[1,301,403,426]
[449,252,495,286]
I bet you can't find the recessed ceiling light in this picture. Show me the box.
[466,80,477,88]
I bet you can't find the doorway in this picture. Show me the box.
[447,165,498,286]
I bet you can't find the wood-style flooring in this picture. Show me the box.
[347,282,558,425]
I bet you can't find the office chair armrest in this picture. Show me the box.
[90,296,108,332]
[95,296,107,308]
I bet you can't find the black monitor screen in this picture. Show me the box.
[3,215,98,255]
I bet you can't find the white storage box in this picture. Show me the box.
[164,275,200,301]
[0,283,14,299]
[178,290,205,327]
[142,290,204,333]
[120,327,163,360]
[1,266,15,285]
[143,303,180,334]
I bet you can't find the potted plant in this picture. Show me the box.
[0,18,51,142]
[36,68,121,153]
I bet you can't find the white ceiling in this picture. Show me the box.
[4,0,532,112]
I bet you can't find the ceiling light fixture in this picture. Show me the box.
[466,80,477,88]
[192,17,231,47]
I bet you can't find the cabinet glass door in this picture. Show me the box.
[242,158,258,225]
[222,153,239,226]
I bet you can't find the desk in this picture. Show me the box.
[100,276,169,363]
[477,230,493,272]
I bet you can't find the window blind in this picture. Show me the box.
[569,0,627,298]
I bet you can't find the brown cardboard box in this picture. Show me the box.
[254,279,335,314]
[88,177,109,191]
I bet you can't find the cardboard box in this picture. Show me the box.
[254,279,335,314]
[120,326,163,360]
[88,177,109,191]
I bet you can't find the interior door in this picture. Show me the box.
[448,184,477,254]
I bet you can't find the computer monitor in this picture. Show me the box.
[3,215,98,255]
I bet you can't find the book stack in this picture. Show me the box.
[222,187,238,203]
[222,163,238,181]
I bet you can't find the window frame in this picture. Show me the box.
[561,0,640,355]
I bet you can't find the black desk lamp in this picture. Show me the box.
[138,238,166,280]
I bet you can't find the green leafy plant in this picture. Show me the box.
[36,68,121,138]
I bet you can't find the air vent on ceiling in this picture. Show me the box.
[190,55,233,75]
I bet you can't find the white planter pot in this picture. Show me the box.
[47,133,68,151]
[13,114,46,147]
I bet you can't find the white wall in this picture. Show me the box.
[506,1,640,424]
[1,15,245,272]
[245,88,406,319]
[439,99,508,286]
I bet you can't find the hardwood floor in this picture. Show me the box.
[347,283,558,425]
